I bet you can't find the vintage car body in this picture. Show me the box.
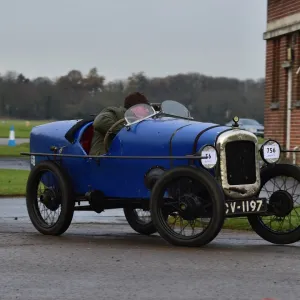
[23,100,300,247]
[30,119,232,198]
[30,119,261,199]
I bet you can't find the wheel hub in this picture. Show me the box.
[40,188,60,211]
[178,194,203,220]
[269,190,294,217]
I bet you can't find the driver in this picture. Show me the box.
[89,92,150,155]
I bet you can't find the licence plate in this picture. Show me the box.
[225,198,267,216]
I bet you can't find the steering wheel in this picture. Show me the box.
[103,118,126,153]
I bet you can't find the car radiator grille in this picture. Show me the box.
[225,140,256,185]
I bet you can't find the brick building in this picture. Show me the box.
[264,0,300,154]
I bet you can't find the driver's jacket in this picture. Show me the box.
[89,106,126,155]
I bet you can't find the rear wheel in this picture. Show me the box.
[123,208,157,235]
[248,164,300,244]
[150,166,225,247]
[26,160,75,235]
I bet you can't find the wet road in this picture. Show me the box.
[0,157,30,170]
[0,155,300,299]
[0,197,127,224]
[0,138,29,145]
[0,199,300,300]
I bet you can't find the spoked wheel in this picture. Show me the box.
[26,161,75,235]
[248,164,300,244]
[150,166,225,247]
[123,208,157,235]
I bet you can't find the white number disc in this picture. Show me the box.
[201,147,217,168]
[263,143,280,160]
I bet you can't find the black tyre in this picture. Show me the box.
[248,164,300,244]
[26,160,75,235]
[123,208,157,235]
[150,166,225,247]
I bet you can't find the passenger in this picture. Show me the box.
[89,92,150,155]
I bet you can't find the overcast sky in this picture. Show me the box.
[0,0,267,81]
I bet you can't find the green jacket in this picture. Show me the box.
[89,106,127,155]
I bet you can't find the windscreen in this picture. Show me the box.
[124,103,156,125]
[161,100,191,118]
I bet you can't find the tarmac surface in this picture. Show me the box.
[0,198,300,300]
[0,143,300,299]
[0,138,29,145]
[0,157,30,170]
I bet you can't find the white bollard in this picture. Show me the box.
[8,125,16,147]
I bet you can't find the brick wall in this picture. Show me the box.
[265,0,300,158]
[264,35,288,146]
[290,33,300,149]
[268,0,300,22]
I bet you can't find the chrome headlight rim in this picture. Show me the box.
[197,144,218,170]
[259,139,281,164]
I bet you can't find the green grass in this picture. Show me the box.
[223,218,252,230]
[0,169,29,196]
[224,211,300,231]
[257,137,265,145]
[0,119,51,138]
[169,209,300,232]
[168,217,252,232]
[0,143,29,157]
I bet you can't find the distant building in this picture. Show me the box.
[264,0,300,154]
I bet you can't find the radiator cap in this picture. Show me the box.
[232,116,239,128]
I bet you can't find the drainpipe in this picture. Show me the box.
[286,68,292,157]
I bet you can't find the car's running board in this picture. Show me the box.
[20,152,206,160]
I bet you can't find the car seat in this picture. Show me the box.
[80,124,94,154]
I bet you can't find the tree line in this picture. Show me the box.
[0,68,265,125]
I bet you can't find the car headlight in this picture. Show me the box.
[198,145,218,169]
[260,140,281,164]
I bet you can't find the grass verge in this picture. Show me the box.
[0,169,29,196]
[223,218,252,230]
[257,137,265,145]
[0,119,50,138]
[169,210,300,232]
[225,212,300,231]
[168,217,252,232]
[0,143,29,157]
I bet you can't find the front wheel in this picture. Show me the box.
[248,164,300,244]
[26,160,75,235]
[123,207,157,235]
[150,166,225,247]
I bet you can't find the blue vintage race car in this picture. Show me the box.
[22,100,300,247]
